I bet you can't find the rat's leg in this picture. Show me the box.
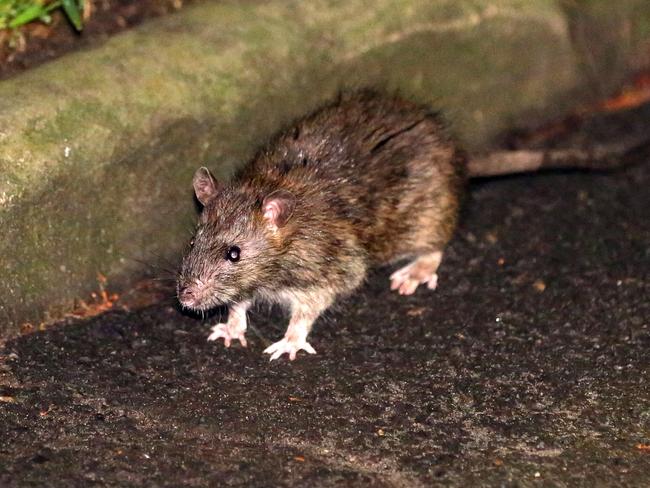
[207,300,251,347]
[263,293,333,361]
[390,251,443,295]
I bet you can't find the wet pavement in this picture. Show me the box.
[1,107,649,487]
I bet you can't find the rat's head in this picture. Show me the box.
[177,167,295,311]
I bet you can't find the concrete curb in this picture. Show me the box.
[1,0,649,335]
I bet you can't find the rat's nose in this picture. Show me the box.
[178,285,194,301]
[177,278,208,308]
[177,285,196,307]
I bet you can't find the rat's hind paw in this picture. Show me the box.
[263,337,316,361]
[207,323,247,348]
[390,270,438,295]
[389,251,442,295]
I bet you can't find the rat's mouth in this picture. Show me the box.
[178,294,222,311]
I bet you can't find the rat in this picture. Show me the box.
[176,89,641,361]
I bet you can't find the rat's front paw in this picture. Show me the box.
[263,337,316,361]
[207,323,247,348]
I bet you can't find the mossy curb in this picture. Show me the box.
[1,0,649,336]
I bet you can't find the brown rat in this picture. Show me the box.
[177,90,640,360]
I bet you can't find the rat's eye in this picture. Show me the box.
[190,239,195,247]
[226,245,241,262]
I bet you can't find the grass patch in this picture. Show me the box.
[0,0,84,31]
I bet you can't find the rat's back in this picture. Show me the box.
[242,90,466,263]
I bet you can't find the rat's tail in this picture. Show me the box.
[467,133,648,177]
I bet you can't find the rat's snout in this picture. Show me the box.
[177,277,211,310]
[177,282,197,307]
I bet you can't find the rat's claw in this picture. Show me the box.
[264,337,316,361]
[207,323,247,347]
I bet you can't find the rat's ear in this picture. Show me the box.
[263,190,296,230]
[193,167,219,206]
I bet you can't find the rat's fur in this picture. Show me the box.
[177,90,466,359]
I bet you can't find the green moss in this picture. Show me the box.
[24,99,124,147]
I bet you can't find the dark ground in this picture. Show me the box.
[1,105,649,487]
